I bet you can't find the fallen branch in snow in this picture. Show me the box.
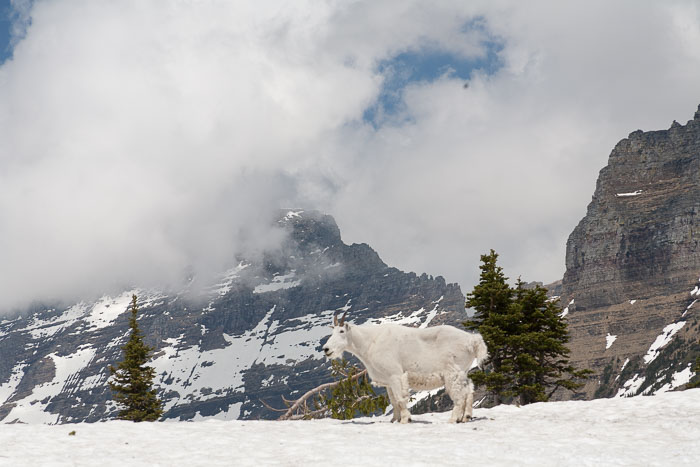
[272,369,369,420]
[285,408,329,421]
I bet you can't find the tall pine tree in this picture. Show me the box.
[464,251,591,405]
[463,250,517,404]
[109,295,163,422]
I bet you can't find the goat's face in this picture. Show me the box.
[323,313,349,359]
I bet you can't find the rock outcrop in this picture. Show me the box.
[561,104,700,398]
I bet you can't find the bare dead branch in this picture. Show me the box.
[278,369,368,420]
[259,398,288,412]
[281,395,295,405]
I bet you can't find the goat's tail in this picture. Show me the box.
[472,334,488,369]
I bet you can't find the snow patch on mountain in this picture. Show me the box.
[19,303,87,340]
[255,310,337,365]
[683,299,696,317]
[616,373,646,397]
[83,292,137,330]
[0,363,27,405]
[643,321,686,364]
[253,272,301,294]
[419,303,441,329]
[2,347,97,423]
[605,333,617,350]
[16,290,143,342]
[614,358,631,382]
[615,190,643,197]
[560,298,573,318]
[282,210,304,221]
[656,364,695,394]
[207,262,249,296]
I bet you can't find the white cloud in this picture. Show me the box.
[1,1,699,310]
[333,0,700,288]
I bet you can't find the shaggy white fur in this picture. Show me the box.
[323,318,487,423]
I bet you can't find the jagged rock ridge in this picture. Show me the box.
[561,104,700,398]
[0,210,466,423]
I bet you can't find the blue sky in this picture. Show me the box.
[364,43,502,126]
[365,18,503,126]
[0,0,12,63]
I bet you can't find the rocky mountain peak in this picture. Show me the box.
[564,107,700,308]
[561,104,700,398]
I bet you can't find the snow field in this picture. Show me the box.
[1,389,699,466]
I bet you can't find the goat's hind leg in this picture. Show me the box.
[444,372,469,423]
[386,387,400,423]
[462,378,474,422]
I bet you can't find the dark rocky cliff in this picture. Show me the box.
[561,105,700,398]
[0,210,466,423]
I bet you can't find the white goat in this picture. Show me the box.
[323,313,487,423]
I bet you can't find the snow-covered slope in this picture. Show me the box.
[1,389,698,466]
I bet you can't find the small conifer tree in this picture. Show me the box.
[109,295,163,421]
[315,359,389,420]
[509,281,592,404]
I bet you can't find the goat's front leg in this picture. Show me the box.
[389,374,411,424]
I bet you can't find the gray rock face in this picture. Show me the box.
[561,105,700,398]
[0,210,466,423]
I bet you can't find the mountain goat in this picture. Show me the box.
[323,313,487,423]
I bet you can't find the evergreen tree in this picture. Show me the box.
[464,250,518,403]
[464,251,591,405]
[510,281,592,404]
[463,250,513,331]
[315,359,388,420]
[108,295,163,422]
